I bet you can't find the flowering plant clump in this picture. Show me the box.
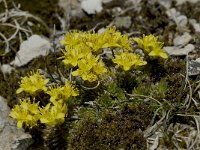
[10,26,168,131]
[60,26,156,81]
[10,70,79,128]
[133,34,168,59]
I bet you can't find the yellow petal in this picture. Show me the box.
[16,88,23,94]
[17,121,23,128]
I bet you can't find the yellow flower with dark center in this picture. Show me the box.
[16,70,49,95]
[113,52,147,71]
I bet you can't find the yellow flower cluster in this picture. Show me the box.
[16,70,49,95]
[9,99,40,128]
[46,81,79,104]
[39,101,67,126]
[10,70,79,128]
[60,26,133,81]
[10,99,67,128]
[113,52,147,71]
[71,53,107,82]
[10,27,169,130]
[133,34,168,59]
[60,26,132,54]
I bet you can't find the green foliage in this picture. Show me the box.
[69,103,153,150]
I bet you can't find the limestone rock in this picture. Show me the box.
[173,32,192,47]
[176,15,188,27]
[113,16,132,29]
[189,19,200,33]
[188,58,200,76]
[81,0,103,14]
[164,44,195,56]
[0,96,33,150]
[0,64,15,74]
[11,35,51,67]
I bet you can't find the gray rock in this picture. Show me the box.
[166,8,188,28]
[81,0,102,14]
[113,16,132,29]
[59,0,85,19]
[188,58,200,76]
[157,0,172,9]
[189,19,200,33]
[10,35,51,67]
[166,8,180,21]
[0,96,33,150]
[176,15,188,27]
[173,32,192,47]
[0,64,15,74]
[164,44,195,56]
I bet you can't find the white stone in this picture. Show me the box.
[196,58,200,63]
[173,32,192,47]
[164,44,195,56]
[166,8,179,20]
[10,35,51,67]
[113,16,132,29]
[157,0,171,9]
[176,15,188,27]
[98,28,106,34]
[0,64,14,74]
[81,0,102,14]
[188,58,200,76]
[189,19,200,33]
[0,96,33,150]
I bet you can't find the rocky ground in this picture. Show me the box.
[0,0,200,149]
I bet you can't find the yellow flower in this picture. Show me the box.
[133,34,168,59]
[60,31,86,49]
[16,70,49,95]
[101,27,132,51]
[46,81,79,103]
[149,46,168,59]
[72,53,107,82]
[60,45,91,67]
[71,53,98,80]
[60,26,133,56]
[113,52,147,71]
[39,101,67,126]
[9,99,40,128]
[93,60,107,75]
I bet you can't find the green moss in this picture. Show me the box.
[116,71,137,93]
[0,71,21,107]
[69,104,153,150]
